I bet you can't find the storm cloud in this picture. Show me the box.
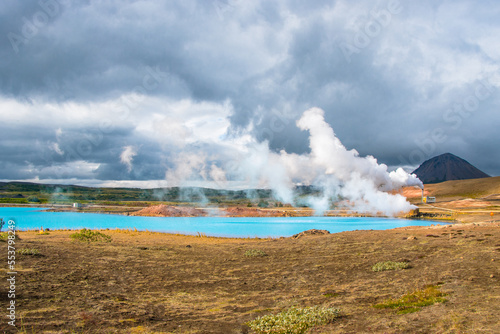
[0,0,499,188]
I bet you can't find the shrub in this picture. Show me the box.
[244,249,268,257]
[374,285,447,314]
[0,232,21,242]
[70,229,112,243]
[258,200,269,208]
[247,306,340,334]
[372,261,409,272]
[27,196,41,203]
[18,248,41,256]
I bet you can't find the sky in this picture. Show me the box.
[1,0,499,190]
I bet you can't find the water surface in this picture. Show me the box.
[0,207,437,238]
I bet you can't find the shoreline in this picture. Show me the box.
[6,217,476,240]
[0,202,450,219]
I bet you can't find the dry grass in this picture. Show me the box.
[1,222,498,333]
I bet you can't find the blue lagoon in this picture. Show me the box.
[0,207,438,238]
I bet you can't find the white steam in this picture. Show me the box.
[120,146,138,172]
[164,107,423,216]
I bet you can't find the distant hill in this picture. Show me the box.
[412,153,490,184]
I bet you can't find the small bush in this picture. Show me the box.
[374,285,447,314]
[27,196,41,203]
[0,232,21,242]
[247,306,340,334]
[372,261,409,272]
[70,229,112,243]
[18,248,41,256]
[257,200,269,208]
[244,249,268,257]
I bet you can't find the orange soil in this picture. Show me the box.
[129,204,208,217]
[439,199,493,209]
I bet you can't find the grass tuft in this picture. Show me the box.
[247,306,340,334]
[372,261,409,272]
[70,228,112,243]
[18,248,41,256]
[374,285,447,314]
[244,249,268,257]
[0,232,21,241]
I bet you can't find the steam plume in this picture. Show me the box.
[164,107,423,216]
[120,146,138,172]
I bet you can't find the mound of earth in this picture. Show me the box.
[291,229,331,238]
[223,207,309,217]
[130,205,207,217]
[224,207,283,217]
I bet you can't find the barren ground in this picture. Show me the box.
[1,220,499,333]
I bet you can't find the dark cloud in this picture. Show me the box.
[0,0,498,185]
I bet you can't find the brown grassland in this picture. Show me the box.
[1,177,500,333]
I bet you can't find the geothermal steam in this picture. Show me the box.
[290,108,423,215]
[120,146,138,172]
[166,107,423,216]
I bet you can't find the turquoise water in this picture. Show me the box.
[0,207,437,238]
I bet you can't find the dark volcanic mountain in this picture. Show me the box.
[412,153,490,184]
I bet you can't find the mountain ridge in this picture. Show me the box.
[412,153,490,184]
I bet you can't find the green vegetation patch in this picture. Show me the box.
[27,196,41,202]
[247,306,340,334]
[244,249,268,257]
[374,285,447,314]
[0,198,28,204]
[70,228,112,243]
[18,248,41,256]
[372,261,410,272]
[0,232,21,242]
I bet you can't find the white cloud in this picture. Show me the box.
[120,146,138,172]
[0,0,499,187]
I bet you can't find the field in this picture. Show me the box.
[402,176,500,223]
[1,223,498,333]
